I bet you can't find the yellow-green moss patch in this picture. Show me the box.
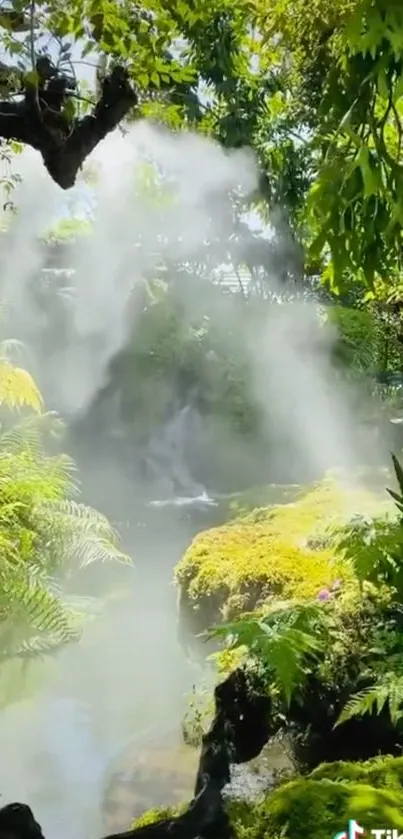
[175,478,393,628]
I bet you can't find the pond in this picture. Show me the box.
[0,490,293,839]
[0,497,225,839]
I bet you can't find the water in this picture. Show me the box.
[0,486,294,839]
[0,497,224,839]
[145,405,208,499]
[148,492,218,508]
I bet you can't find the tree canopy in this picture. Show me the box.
[1,0,403,298]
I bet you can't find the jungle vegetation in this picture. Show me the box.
[2,0,403,836]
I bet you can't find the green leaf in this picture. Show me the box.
[24,70,39,87]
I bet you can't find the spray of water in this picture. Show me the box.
[0,122,384,839]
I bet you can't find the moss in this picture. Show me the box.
[264,777,403,839]
[131,800,272,839]
[225,484,304,518]
[131,757,403,839]
[132,805,184,829]
[310,755,403,789]
[175,478,392,629]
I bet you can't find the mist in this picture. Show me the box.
[0,121,384,839]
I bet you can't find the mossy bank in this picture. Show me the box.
[175,477,394,635]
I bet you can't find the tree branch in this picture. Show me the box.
[0,61,138,189]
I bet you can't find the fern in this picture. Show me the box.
[0,411,67,456]
[35,499,132,571]
[206,601,328,704]
[0,345,130,672]
[337,672,403,726]
[0,360,43,413]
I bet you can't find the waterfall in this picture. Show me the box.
[145,405,214,504]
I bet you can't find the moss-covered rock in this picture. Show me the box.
[175,478,392,633]
[264,777,403,839]
[310,755,403,788]
[132,757,403,839]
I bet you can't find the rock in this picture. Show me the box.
[174,477,391,638]
[101,735,287,834]
[101,735,198,834]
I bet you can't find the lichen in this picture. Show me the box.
[175,477,392,630]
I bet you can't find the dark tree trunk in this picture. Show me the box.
[0,64,138,189]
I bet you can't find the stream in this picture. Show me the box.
[0,492,290,839]
[0,496,227,839]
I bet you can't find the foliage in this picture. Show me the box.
[98,276,262,441]
[259,0,403,291]
[310,754,403,786]
[2,0,403,299]
[174,477,388,633]
[0,0,311,255]
[337,672,403,726]
[181,683,213,747]
[0,341,43,413]
[325,306,385,374]
[335,453,403,594]
[264,776,403,839]
[0,349,130,669]
[189,455,403,773]
[207,601,328,706]
[207,572,403,768]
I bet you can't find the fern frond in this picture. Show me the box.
[0,360,43,413]
[0,633,77,661]
[0,338,27,364]
[69,534,132,567]
[0,449,78,501]
[0,346,129,669]
[34,499,131,570]
[0,573,81,663]
[0,412,66,455]
[207,600,327,704]
[337,673,403,726]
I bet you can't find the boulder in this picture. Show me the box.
[175,478,392,637]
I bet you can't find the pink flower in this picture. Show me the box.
[317,588,331,602]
